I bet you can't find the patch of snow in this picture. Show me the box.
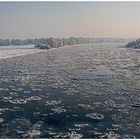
[0,45,47,59]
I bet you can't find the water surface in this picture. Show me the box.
[0,43,140,138]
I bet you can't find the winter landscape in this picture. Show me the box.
[0,1,140,139]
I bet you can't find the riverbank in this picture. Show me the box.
[0,45,47,60]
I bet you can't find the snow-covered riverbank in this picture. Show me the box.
[0,45,46,59]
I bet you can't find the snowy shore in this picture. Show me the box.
[0,45,47,59]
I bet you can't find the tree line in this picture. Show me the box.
[126,38,140,49]
[0,37,132,48]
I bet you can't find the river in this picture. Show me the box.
[0,43,140,138]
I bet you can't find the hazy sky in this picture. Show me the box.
[1,2,140,39]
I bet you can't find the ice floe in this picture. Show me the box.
[130,97,140,107]
[45,100,62,106]
[86,113,104,120]
[52,132,70,138]
[120,134,136,139]
[52,131,83,139]
[104,99,115,107]
[23,121,44,138]
[107,131,120,139]
[51,107,66,114]
[69,131,83,139]
[26,96,42,101]
[9,99,27,104]
[78,103,95,109]
[0,118,4,123]
[2,96,42,105]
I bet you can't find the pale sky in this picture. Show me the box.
[0,2,140,39]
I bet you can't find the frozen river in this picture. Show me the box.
[0,43,140,138]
